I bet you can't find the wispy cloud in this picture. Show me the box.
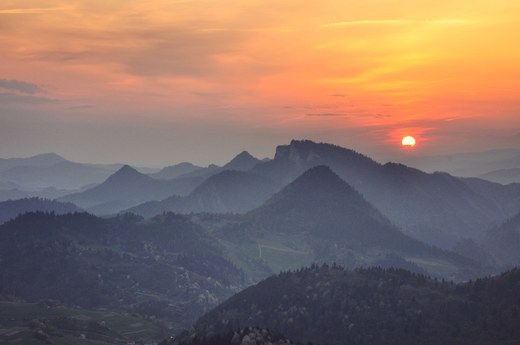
[29,27,244,78]
[0,7,69,14]
[324,19,474,27]
[0,79,42,94]
[306,113,347,117]
[0,93,56,105]
[69,104,94,110]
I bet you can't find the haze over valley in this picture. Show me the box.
[1,140,520,344]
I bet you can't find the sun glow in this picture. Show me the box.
[401,136,416,147]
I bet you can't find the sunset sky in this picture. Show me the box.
[1,0,519,166]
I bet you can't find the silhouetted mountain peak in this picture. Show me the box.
[32,153,66,161]
[106,164,149,183]
[10,152,68,166]
[223,150,261,171]
[151,162,202,179]
[248,165,399,240]
[294,164,336,180]
[286,165,353,193]
[162,162,199,172]
[256,165,361,212]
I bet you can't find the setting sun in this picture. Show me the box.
[402,136,416,147]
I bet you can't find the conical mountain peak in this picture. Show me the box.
[223,150,261,171]
[32,152,66,161]
[252,165,362,215]
[246,164,432,256]
[105,165,149,184]
[236,150,254,158]
[247,165,401,242]
[287,165,343,187]
[114,164,140,176]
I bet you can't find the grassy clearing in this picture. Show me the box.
[0,301,166,344]
[407,257,459,276]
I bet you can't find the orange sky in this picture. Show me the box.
[1,0,519,165]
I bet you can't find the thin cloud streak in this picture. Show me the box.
[324,19,475,27]
[0,93,57,105]
[306,113,347,117]
[0,7,70,14]
[0,80,42,94]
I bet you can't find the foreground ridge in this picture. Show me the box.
[193,264,520,345]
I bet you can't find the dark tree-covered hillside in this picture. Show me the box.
[195,265,520,345]
[0,212,245,331]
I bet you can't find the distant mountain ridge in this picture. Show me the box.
[59,165,203,215]
[222,151,262,171]
[0,198,81,224]
[401,148,520,177]
[0,153,121,191]
[0,161,117,190]
[0,153,66,172]
[5,141,520,258]
[156,151,263,182]
[127,170,281,217]
[250,140,520,249]
[61,151,265,216]
[150,162,203,180]
[479,168,520,184]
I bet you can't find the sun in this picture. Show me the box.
[401,136,416,147]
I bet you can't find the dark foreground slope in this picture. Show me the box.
[195,265,520,345]
[162,327,298,345]
[0,212,244,333]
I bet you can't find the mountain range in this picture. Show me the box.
[400,148,520,179]
[57,151,265,215]
[4,140,520,263]
[127,170,281,217]
[2,140,520,344]
[211,165,481,280]
[246,140,520,249]
[150,162,204,180]
[479,168,520,185]
[76,140,520,253]
[58,165,203,214]
[0,153,119,191]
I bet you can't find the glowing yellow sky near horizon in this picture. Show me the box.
[1,0,520,156]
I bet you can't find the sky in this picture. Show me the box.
[1,0,520,166]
